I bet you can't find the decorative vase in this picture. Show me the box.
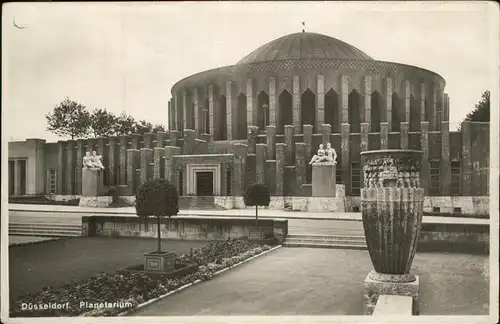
[360,149,424,282]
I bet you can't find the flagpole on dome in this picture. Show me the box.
[302,21,306,33]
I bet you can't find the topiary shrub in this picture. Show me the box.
[244,183,270,228]
[135,179,179,252]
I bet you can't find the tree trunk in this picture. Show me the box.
[157,216,161,252]
[255,205,259,228]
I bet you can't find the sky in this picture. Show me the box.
[2,1,498,143]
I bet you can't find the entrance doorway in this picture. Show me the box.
[196,171,214,196]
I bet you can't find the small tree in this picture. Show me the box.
[135,179,179,252]
[244,183,271,227]
[45,98,91,139]
[134,119,154,134]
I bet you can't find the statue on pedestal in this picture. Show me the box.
[83,151,105,170]
[309,143,337,165]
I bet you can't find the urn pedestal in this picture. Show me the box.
[311,162,336,197]
[360,150,424,315]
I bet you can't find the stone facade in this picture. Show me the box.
[7,32,490,213]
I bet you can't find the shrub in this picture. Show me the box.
[244,183,270,227]
[135,179,179,252]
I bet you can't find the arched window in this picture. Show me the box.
[236,93,247,139]
[348,90,361,133]
[371,91,382,132]
[301,89,316,132]
[278,90,293,134]
[257,91,269,131]
[392,93,401,132]
[325,89,339,132]
[217,95,227,140]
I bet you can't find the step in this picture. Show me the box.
[283,242,367,250]
[8,230,80,237]
[287,234,366,240]
[284,238,366,245]
[9,223,80,229]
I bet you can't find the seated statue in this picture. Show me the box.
[83,151,105,169]
[309,143,337,165]
[91,151,105,169]
[325,143,337,165]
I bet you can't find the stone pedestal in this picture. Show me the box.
[79,168,110,207]
[248,228,265,240]
[144,251,176,274]
[81,168,106,196]
[311,162,336,197]
[364,271,420,315]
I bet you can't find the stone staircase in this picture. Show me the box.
[179,196,225,210]
[9,223,82,237]
[283,234,367,250]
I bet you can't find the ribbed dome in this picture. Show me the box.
[236,32,373,65]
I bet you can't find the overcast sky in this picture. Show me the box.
[2,2,498,142]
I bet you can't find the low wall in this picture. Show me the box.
[419,222,489,253]
[82,216,288,243]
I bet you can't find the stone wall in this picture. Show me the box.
[82,215,288,243]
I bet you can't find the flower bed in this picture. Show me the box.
[10,238,274,317]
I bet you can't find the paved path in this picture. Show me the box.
[9,203,489,224]
[9,237,212,300]
[131,247,489,316]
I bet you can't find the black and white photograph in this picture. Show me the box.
[1,2,499,323]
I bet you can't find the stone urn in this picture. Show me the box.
[360,149,424,282]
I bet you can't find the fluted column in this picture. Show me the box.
[440,121,451,195]
[420,81,426,123]
[143,133,153,149]
[75,139,85,195]
[363,76,372,131]
[256,143,267,184]
[276,143,286,196]
[404,80,411,123]
[292,76,301,133]
[246,79,254,127]
[266,125,276,160]
[284,125,294,165]
[140,148,153,185]
[208,85,215,138]
[119,135,128,185]
[126,149,140,195]
[400,122,409,149]
[316,75,325,131]
[164,146,180,183]
[463,121,474,195]
[193,88,199,133]
[340,75,349,123]
[153,147,165,179]
[156,132,165,148]
[295,143,306,195]
[183,91,188,130]
[431,85,437,131]
[380,122,389,150]
[420,122,430,195]
[131,134,140,150]
[226,81,233,140]
[341,123,350,194]
[444,93,450,122]
[65,141,75,195]
[269,77,277,127]
[385,77,393,131]
[108,137,117,186]
[56,141,65,194]
[321,124,331,147]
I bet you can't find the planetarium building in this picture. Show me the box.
[9,32,489,215]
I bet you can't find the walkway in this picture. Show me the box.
[8,203,490,225]
[131,247,489,316]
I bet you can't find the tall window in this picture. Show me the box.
[351,162,361,196]
[429,161,440,195]
[8,160,14,195]
[450,161,461,196]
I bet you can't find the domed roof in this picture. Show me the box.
[236,32,373,65]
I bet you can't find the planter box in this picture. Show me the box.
[122,262,199,278]
[144,251,176,274]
